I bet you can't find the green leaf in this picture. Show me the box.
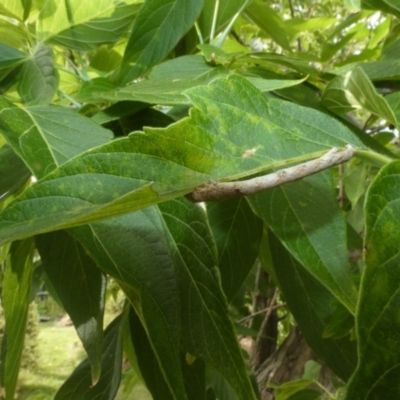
[102,55,228,105]
[0,96,113,178]
[385,90,400,125]
[266,232,357,381]
[240,53,319,77]
[286,389,322,400]
[198,44,247,65]
[362,0,400,16]
[0,145,30,201]
[346,161,400,399]
[0,0,25,20]
[36,231,106,384]
[360,60,400,80]
[0,238,34,400]
[250,172,358,313]
[321,33,356,63]
[89,46,122,73]
[128,307,174,400]
[244,0,290,50]
[382,38,400,60]
[322,302,354,340]
[116,108,175,134]
[246,76,307,92]
[302,360,321,381]
[206,366,239,400]
[120,0,204,84]
[0,21,29,50]
[0,44,27,72]
[285,17,337,42]
[70,199,256,399]
[38,0,138,50]
[207,198,263,301]
[77,78,117,104]
[55,313,124,400]
[129,307,206,400]
[18,44,59,106]
[0,75,363,247]
[69,209,187,399]
[343,162,368,208]
[322,67,397,126]
[182,356,206,400]
[91,101,149,125]
[270,379,314,400]
[158,198,257,399]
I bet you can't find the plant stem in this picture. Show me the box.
[194,22,204,44]
[210,0,219,42]
[215,0,250,48]
[238,303,287,324]
[355,149,394,166]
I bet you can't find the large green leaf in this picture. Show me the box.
[36,231,106,384]
[70,198,256,399]
[0,75,363,247]
[102,55,228,105]
[0,145,30,201]
[322,67,397,126]
[103,54,303,105]
[18,44,59,106]
[158,198,257,399]
[55,314,124,400]
[267,232,357,381]
[249,172,358,313]
[207,198,263,301]
[0,96,113,178]
[244,0,290,50]
[0,238,34,400]
[38,0,138,50]
[346,161,400,399]
[69,209,186,399]
[120,0,204,84]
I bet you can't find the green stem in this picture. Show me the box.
[314,381,335,400]
[210,0,219,42]
[58,91,82,108]
[355,149,394,167]
[194,22,204,44]
[76,52,90,81]
[215,0,250,48]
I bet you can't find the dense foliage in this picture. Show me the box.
[1,0,400,399]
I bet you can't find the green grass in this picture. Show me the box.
[17,321,85,400]
[16,319,152,400]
